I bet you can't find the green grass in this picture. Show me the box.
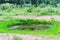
[0,19,58,35]
[0,3,60,35]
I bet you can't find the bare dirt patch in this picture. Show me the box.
[0,15,60,21]
[0,34,60,40]
[12,15,60,21]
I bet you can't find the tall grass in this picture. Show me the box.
[0,3,60,16]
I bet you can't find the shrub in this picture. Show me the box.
[0,3,16,10]
[40,6,58,15]
[27,7,33,12]
[40,3,46,8]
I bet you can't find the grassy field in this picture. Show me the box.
[0,19,59,35]
[0,3,60,36]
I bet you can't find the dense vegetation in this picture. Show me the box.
[0,3,60,16]
[0,0,60,7]
[0,0,60,16]
[0,0,60,36]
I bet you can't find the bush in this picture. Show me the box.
[0,3,16,10]
[27,8,32,12]
[40,6,58,15]
[40,3,46,8]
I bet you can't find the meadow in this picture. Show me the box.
[0,3,60,36]
[0,18,59,35]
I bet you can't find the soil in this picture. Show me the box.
[0,34,60,40]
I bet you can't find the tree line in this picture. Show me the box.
[0,0,60,7]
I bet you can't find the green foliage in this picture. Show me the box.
[0,19,53,31]
[0,3,16,10]
[0,19,60,35]
[27,8,32,12]
[0,3,60,16]
[40,3,46,8]
[0,0,59,7]
[7,19,53,30]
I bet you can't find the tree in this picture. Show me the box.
[31,0,37,7]
[16,0,24,7]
